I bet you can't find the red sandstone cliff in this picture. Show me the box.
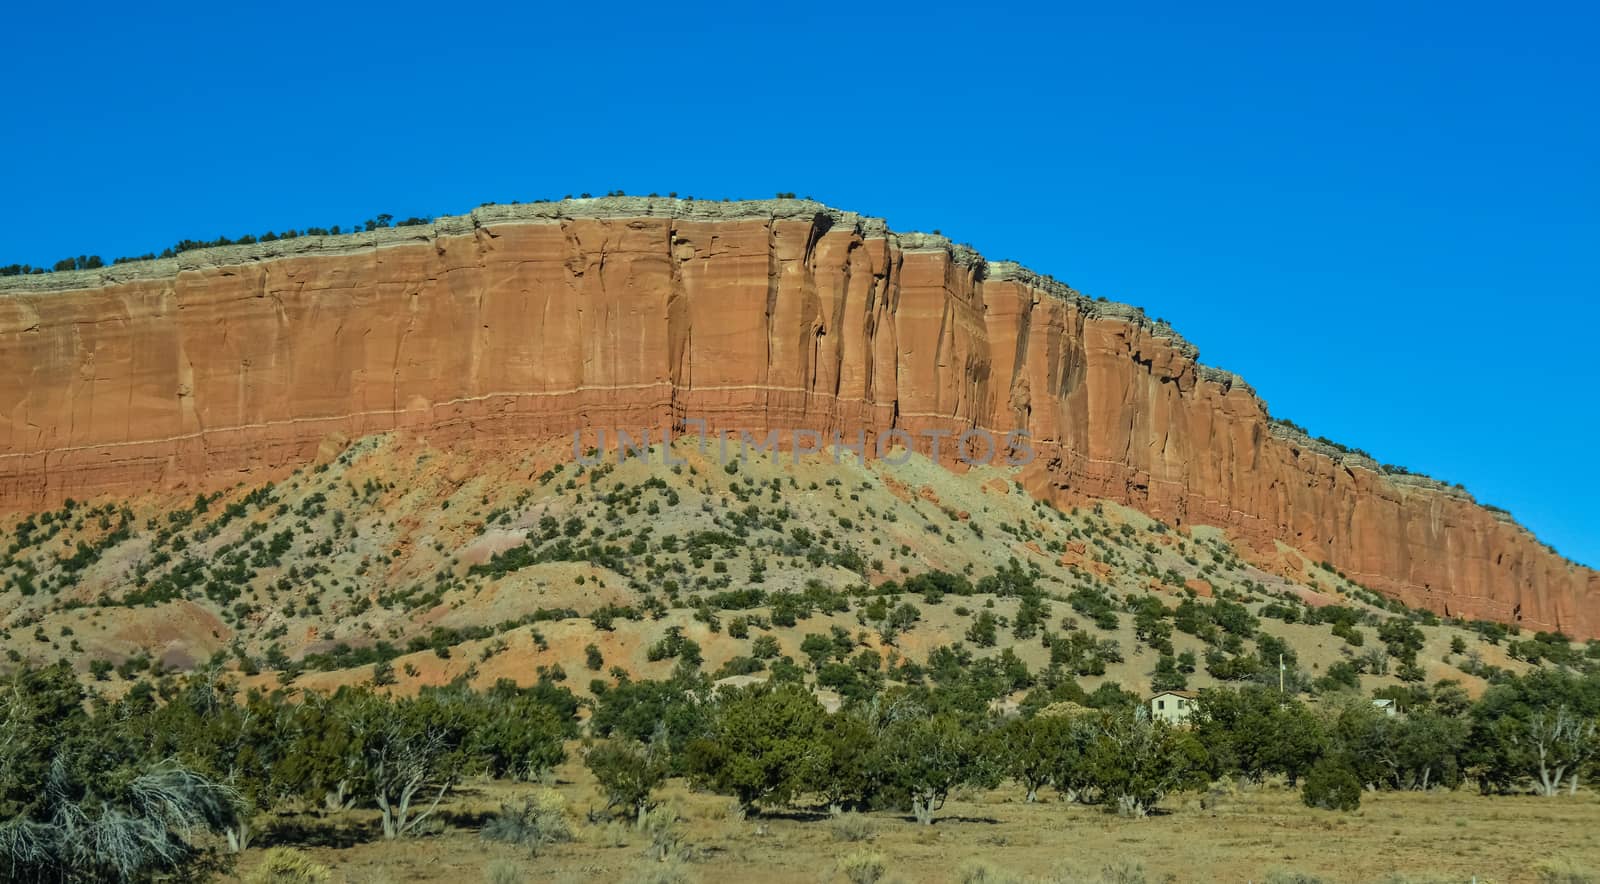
[0,198,1593,636]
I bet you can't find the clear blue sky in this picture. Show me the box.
[2,2,1596,566]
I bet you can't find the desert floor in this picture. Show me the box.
[229,751,1600,884]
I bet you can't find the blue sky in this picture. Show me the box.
[2,2,1596,566]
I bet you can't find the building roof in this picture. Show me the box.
[1148,690,1199,700]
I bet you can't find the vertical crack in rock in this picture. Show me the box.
[763,219,780,410]
[667,222,691,428]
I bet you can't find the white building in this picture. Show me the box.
[1148,690,1198,725]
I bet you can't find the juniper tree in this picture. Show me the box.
[340,689,478,839]
[1084,711,1207,817]
[877,712,996,824]
[585,739,670,827]
[990,713,1081,802]
[686,683,827,816]
[812,711,878,815]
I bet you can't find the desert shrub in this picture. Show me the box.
[641,804,690,863]
[829,811,875,842]
[593,819,633,848]
[712,655,764,679]
[956,858,1025,884]
[0,757,240,883]
[1263,872,1327,884]
[1533,857,1597,884]
[1302,758,1362,811]
[1199,778,1237,810]
[480,788,572,855]
[245,847,332,884]
[482,859,527,884]
[838,849,887,884]
[1096,861,1149,884]
[1332,621,1365,647]
[624,858,697,884]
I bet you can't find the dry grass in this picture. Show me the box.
[226,749,1600,884]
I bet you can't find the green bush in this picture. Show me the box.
[1302,757,1362,811]
[685,683,827,816]
[586,740,670,826]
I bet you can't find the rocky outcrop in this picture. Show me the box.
[2,197,1594,636]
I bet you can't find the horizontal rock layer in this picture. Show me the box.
[1,198,1594,636]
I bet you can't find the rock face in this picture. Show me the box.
[1,198,1594,636]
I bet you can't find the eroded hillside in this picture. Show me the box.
[1,432,1584,703]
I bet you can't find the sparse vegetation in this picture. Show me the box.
[480,789,573,855]
[0,438,1592,881]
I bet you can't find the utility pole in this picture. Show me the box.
[1278,653,1285,694]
